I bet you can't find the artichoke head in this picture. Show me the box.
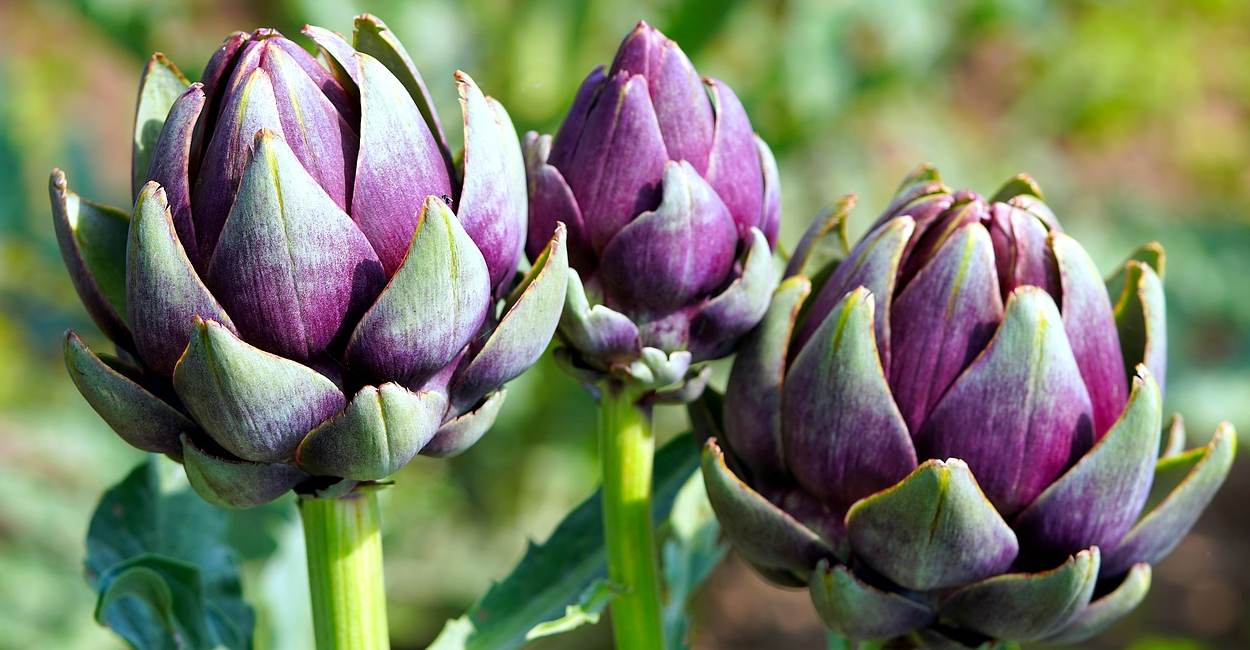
[526,21,781,399]
[53,15,569,508]
[697,165,1236,646]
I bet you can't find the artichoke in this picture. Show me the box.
[695,166,1236,646]
[52,15,568,508]
[525,21,779,397]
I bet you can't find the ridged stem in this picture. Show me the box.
[298,488,390,650]
[598,384,664,650]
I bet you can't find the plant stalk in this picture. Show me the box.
[598,384,664,649]
[299,488,390,650]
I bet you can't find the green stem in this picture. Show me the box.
[598,384,664,650]
[299,488,390,650]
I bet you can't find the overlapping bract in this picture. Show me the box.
[526,21,779,396]
[697,166,1235,646]
[53,15,568,508]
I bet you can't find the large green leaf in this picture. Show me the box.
[85,457,253,649]
[428,432,702,650]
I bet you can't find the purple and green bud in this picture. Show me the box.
[696,165,1235,646]
[52,15,569,508]
[526,21,780,396]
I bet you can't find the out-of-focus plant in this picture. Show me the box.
[51,13,566,649]
[524,20,778,649]
[427,432,706,650]
[697,166,1236,647]
[86,457,253,650]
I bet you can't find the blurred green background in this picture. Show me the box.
[2,0,1249,648]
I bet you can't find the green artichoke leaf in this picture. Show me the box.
[344,196,492,387]
[625,347,692,389]
[785,195,854,279]
[51,170,130,330]
[132,53,189,201]
[127,182,236,377]
[651,365,712,405]
[1012,366,1161,558]
[86,457,252,650]
[988,172,1045,204]
[783,287,917,515]
[809,560,934,641]
[1105,241,1166,300]
[844,458,1018,592]
[940,547,1100,642]
[427,432,703,650]
[174,317,346,464]
[1161,413,1187,459]
[701,438,832,583]
[1110,259,1167,390]
[183,434,308,509]
[895,162,942,192]
[876,163,948,228]
[64,331,193,457]
[722,275,811,482]
[353,13,453,172]
[558,267,643,367]
[296,383,447,480]
[422,389,508,458]
[689,227,779,362]
[449,223,568,413]
[1042,562,1152,644]
[1102,421,1236,575]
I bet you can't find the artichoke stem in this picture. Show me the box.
[598,383,665,650]
[299,488,390,650]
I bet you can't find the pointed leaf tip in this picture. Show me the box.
[298,384,447,479]
[345,196,491,389]
[1103,421,1236,575]
[64,331,191,456]
[173,318,345,463]
[182,434,306,508]
[127,181,234,377]
[783,287,917,511]
[132,52,190,201]
[845,458,1018,592]
[50,169,132,346]
[941,547,1100,641]
[702,438,833,581]
[450,223,568,412]
[809,561,934,640]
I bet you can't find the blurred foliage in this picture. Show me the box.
[429,432,700,650]
[86,458,252,650]
[0,0,1247,648]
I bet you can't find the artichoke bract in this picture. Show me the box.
[525,21,779,397]
[52,15,568,508]
[696,166,1236,646]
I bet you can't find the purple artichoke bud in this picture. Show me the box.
[51,15,569,508]
[698,165,1236,645]
[526,21,780,398]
